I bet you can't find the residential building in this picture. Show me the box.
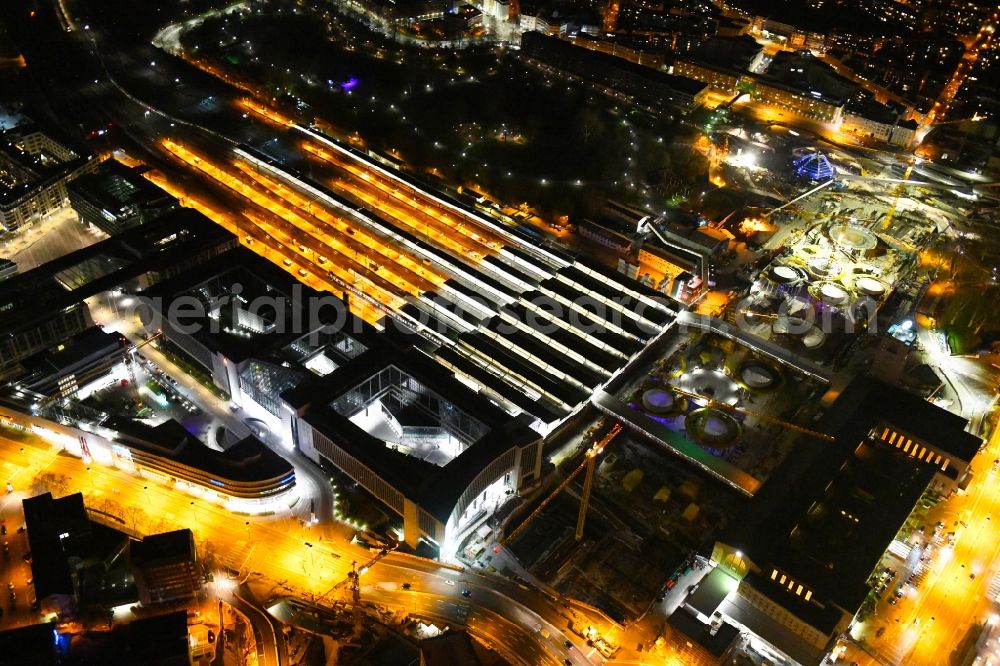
[842,96,918,146]
[521,32,708,112]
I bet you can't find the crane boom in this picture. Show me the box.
[290,540,397,633]
[501,424,622,548]
[668,386,834,442]
[575,453,597,541]
[882,161,914,231]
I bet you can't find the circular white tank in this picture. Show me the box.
[819,283,849,305]
[855,276,887,298]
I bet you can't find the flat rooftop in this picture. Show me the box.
[0,125,91,206]
[0,208,234,341]
[140,246,370,365]
[106,418,295,487]
[285,342,539,525]
[67,159,174,219]
[721,377,955,615]
[760,50,859,106]
[687,35,763,71]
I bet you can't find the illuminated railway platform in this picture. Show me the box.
[157,126,679,434]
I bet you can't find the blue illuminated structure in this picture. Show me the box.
[340,77,359,92]
[792,151,835,181]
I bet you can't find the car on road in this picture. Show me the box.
[461,588,471,597]
[564,640,573,649]
[444,579,455,586]
[401,583,411,590]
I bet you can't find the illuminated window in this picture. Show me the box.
[805,590,813,601]
[771,569,778,580]
[796,584,804,595]
[780,574,787,584]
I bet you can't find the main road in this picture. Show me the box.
[0,428,612,665]
[844,371,1000,666]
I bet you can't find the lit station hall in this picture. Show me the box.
[138,247,542,556]
[156,123,679,434]
[141,122,685,556]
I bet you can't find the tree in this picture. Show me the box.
[680,153,710,183]
[575,107,605,145]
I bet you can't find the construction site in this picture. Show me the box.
[481,325,832,623]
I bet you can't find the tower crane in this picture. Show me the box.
[500,423,622,548]
[502,385,835,548]
[882,158,916,231]
[299,540,397,639]
[500,388,835,548]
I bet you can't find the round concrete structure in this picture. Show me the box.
[736,359,782,391]
[773,315,805,335]
[687,408,742,449]
[769,265,808,285]
[829,224,878,252]
[855,276,888,298]
[641,388,682,415]
[818,282,849,305]
[805,257,842,280]
[802,327,826,348]
[677,368,741,406]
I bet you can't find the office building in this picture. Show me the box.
[0,125,97,231]
[131,530,202,605]
[68,159,175,236]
